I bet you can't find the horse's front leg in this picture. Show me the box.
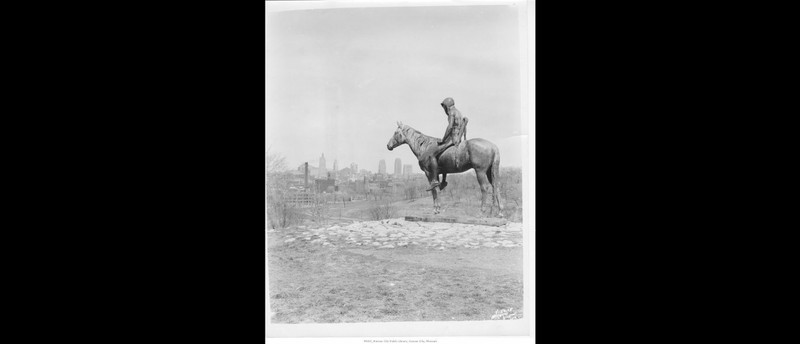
[432,188,440,214]
[425,170,440,214]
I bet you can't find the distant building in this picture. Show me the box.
[333,159,338,172]
[378,159,386,176]
[318,153,327,178]
[394,158,402,176]
[296,163,320,178]
[355,179,365,193]
[314,173,336,193]
[403,164,412,177]
[350,163,358,173]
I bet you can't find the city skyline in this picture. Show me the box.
[289,153,416,174]
[276,151,421,175]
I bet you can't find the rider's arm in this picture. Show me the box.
[440,114,455,143]
[462,117,468,141]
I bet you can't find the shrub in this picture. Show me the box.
[367,201,396,220]
[268,197,301,229]
[308,196,329,225]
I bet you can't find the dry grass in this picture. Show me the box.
[268,231,523,323]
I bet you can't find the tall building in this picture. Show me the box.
[403,164,412,177]
[333,159,338,172]
[394,158,402,176]
[318,153,327,178]
[378,159,386,175]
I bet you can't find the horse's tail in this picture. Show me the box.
[489,148,500,188]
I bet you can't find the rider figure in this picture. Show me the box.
[424,97,469,191]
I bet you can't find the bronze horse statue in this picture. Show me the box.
[387,121,503,217]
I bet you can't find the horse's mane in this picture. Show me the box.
[401,125,439,152]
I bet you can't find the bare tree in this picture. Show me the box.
[266,149,298,229]
[266,147,287,176]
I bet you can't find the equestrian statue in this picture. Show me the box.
[386,97,503,217]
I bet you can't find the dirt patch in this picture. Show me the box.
[268,228,523,324]
[345,247,521,275]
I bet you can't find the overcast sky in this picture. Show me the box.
[267,3,523,173]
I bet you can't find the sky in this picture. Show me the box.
[266,3,524,173]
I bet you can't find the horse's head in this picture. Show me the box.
[387,121,407,151]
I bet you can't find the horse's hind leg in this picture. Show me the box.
[493,186,503,218]
[475,170,490,217]
[486,164,503,218]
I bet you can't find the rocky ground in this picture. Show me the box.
[270,218,523,250]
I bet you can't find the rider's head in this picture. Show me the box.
[441,97,455,114]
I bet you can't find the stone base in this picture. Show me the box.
[404,215,508,227]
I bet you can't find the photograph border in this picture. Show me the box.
[265,0,534,341]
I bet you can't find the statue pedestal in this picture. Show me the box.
[404,215,508,227]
